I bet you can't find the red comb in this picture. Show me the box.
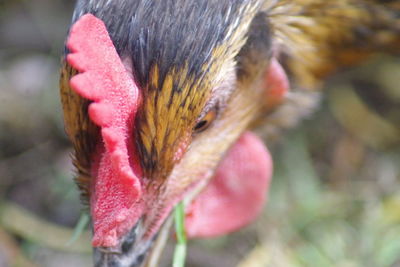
[66,14,143,247]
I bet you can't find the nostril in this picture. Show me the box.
[121,227,137,254]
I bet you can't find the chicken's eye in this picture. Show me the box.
[193,108,217,134]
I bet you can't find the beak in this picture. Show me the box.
[93,216,174,267]
[93,220,152,267]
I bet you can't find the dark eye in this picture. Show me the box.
[193,108,217,133]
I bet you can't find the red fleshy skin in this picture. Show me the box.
[265,58,289,109]
[185,132,273,238]
[66,14,143,247]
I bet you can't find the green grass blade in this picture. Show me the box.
[66,213,89,246]
[173,202,187,267]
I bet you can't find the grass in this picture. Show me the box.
[247,127,400,267]
[173,202,188,267]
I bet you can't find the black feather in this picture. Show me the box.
[72,0,260,89]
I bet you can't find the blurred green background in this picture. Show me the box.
[0,1,399,266]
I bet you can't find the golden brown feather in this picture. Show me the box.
[257,0,400,140]
[60,61,99,203]
[267,0,400,89]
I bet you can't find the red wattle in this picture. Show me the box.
[185,132,273,238]
[66,14,143,247]
[264,58,289,110]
